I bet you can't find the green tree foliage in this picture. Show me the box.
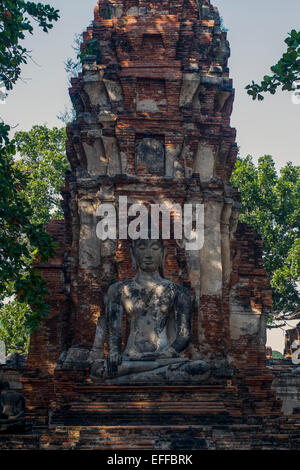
[14,125,69,224]
[0,0,59,90]
[60,26,103,124]
[64,32,83,86]
[246,30,300,100]
[0,125,68,352]
[0,1,59,333]
[231,155,300,322]
[0,126,56,332]
[0,125,68,349]
[64,32,101,86]
[0,301,30,354]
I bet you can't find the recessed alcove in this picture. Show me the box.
[141,33,165,60]
[135,134,165,175]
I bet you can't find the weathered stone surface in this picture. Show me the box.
[89,238,204,383]
[135,138,165,174]
[0,381,25,432]
[269,358,300,417]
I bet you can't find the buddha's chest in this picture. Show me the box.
[122,284,174,319]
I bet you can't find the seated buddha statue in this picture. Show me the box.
[90,238,213,384]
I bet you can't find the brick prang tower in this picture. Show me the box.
[15,0,300,450]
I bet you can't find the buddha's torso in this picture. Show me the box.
[118,278,177,359]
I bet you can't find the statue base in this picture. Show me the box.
[5,367,300,450]
[50,369,241,427]
[0,417,25,433]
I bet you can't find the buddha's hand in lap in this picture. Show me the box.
[158,347,179,359]
[107,351,122,376]
[126,348,179,362]
[125,351,157,361]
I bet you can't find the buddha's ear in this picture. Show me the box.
[130,246,137,271]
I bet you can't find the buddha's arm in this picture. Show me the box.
[171,287,192,353]
[106,283,124,376]
[88,315,106,362]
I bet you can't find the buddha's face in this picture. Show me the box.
[132,239,165,273]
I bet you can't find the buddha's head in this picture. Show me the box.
[131,238,167,274]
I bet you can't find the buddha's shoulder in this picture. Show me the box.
[107,279,136,295]
[162,279,190,296]
[107,278,190,296]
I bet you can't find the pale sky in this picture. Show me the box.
[2,0,300,352]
